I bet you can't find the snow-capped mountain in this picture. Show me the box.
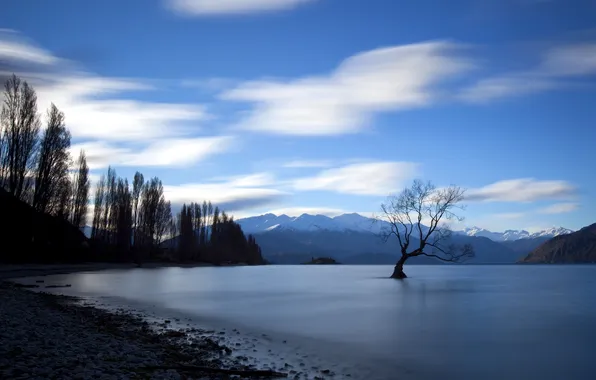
[237,213,573,242]
[529,227,574,239]
[455,226,573,241]
[458,227,507,241]
[237,213,384,234]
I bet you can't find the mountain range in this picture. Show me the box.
[456,226,573,241]
[81,212,591,265]
[236,213,575,265]
[237,213,572,241]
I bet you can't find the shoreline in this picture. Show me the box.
[0,262,226,280]
[0,282,297,379]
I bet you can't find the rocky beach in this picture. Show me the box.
[0,269,309,380]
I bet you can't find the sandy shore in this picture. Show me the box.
[0,281,302,380]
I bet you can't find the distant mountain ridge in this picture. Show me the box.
[237,213,573,242]
[234,213,575,265]
[456,226,573,241]
[237,212,382,234]
[250,227,522,265]
[520,223,596,263]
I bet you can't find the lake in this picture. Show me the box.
[36,265,596,379]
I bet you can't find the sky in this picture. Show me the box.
[1,0,595,233]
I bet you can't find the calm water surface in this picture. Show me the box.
[38,265,596,380]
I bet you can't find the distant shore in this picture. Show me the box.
[0,282,292,379]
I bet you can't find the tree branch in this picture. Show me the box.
[378,180,474,270]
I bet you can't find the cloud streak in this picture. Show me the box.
[537,202,579,214]
[70,137,234,170]
[460,42,596,102]
[282,159,333,168]
[291,161,419,196]
[0,32,208,143]
[165,0,317,16]
[163,173,289,212]
[221,41,473,135]
[0,34,58,66]
[0,30,224,169]
[466,178,576,202]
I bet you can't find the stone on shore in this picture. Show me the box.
[0,283,264,379]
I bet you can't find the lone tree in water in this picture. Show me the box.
[379,180,474,279]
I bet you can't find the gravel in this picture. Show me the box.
[0,282,286,380]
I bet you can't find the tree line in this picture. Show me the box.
[0,74,90,227]
[0,74,263,265]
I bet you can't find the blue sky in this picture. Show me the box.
[1,0,595,232]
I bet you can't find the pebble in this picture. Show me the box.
[0,284,250,380]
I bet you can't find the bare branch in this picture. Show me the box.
[378,179,474,278]
[415,242,474,263]
[1,75,40,201]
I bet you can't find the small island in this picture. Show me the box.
[302,257,340,265]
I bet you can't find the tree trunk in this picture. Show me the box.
[391,255,408,279]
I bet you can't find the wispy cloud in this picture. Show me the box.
[537,202,579,214]
[459,74,559,103]
[460,42,596,102]
[165,0,317,16]
[282,159,333,168]
[32,75,208,142]
[163,173,289,212]
[180,77,239,92]
[71,137,234,170]
[0,30,223,169]
[207,172,277,188]
[466,178,576,202]
[221,41,473,135]
[291,161,419,196]
[539,43,596,76]
[494,212,526,219]
[0,32,58,66]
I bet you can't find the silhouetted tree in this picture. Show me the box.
[131,171,144,247]
[0,74,40,200]
[155,199,172,245]
[378,180,474,279]
[193,202,202,245]
[54,176,72,220]
[70,150,90,228]
[169,215,177,244]
[0,74,265,267]
[102,167,116,243]
[33,103,71,214]
[211,206,220,248]
[114,178,132,254]
[247,234,263,264]
[138,177,164,250]
[177,204,195,261]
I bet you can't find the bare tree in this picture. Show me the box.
[101,167,116,242]
[91,174,106,240]
[200,201,208,246]
[33,103,71,214]
[114,178,132,253]
[70,150,90,228]
[155,199,172,245]
[0,74,41,200]
[138,177,164,249]
[378,180,474,279]
[53,176,72,219]
[131,171,144,247]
